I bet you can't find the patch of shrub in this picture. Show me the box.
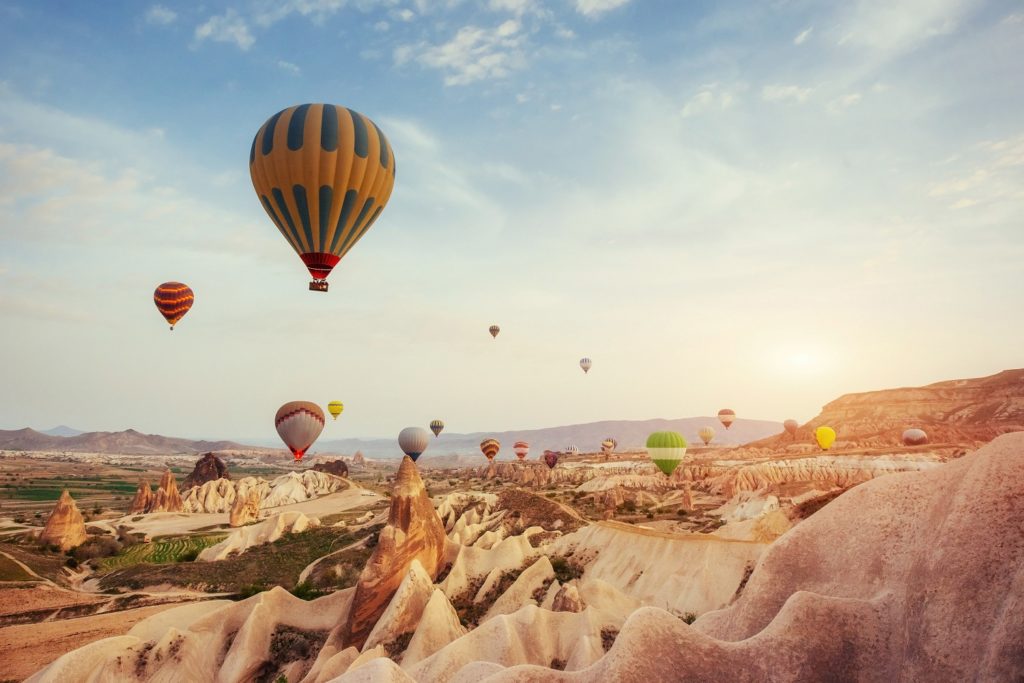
[71,536,122,561]
[682,612,697,625]
[290,581,322,601]
[550,556,584,583]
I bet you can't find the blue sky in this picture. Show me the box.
[0,0,1021,441]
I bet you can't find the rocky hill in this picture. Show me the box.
[0,428,254,455]
[744,368,1024,452]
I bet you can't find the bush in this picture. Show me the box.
[71,536,122,561]
[682,612,697,625]
[621,500,637,513]
[238,583,268,599]
[550,556,584,583]
[645,511,654,519]
[676,509,688,517]
[290,581,322,601]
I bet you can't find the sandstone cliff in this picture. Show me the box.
[128,479,153,514]
[39,490,87,551]
[181,452,229,490]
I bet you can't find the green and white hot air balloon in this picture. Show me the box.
[646,431,688,476]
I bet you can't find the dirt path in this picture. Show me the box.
[0,602,181,681]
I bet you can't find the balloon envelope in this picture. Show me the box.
[154,282,194,330]
[249,104,396,290]
[815,426,837,451]
[718,409,736,429]
[601,438,617,453]
[480,438,500,461]
[565,445,579,456]
[698,426,715,446]
[398,427,429,462]
[429,420,444,437]
[327,401,344,420]
[902,428,928,446]
[580,357,592,373]
[543,450,559,469]
[784,419,799,436]
[513,440,529,460]
[275,401,325,461]
[489,325,500,339]
[646,431,688,476]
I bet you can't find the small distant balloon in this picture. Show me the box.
[784,419,799,437]
[481,438,500,461]
[580,357,592,374]
[398,427,429,462]
[543,450,559,469]
[698,426,715,446]
[327,401,344,420]
[902,428,928,446]
[154,282,194,330]
[718,409,736,430]
[513,440,530,461]
[275,401,325,461]
[601,438,617,454]
[429,420,444,437]
[815,426,836,451]
[646,431,688,476]
[565,445,579,456]
[489,325,500,339]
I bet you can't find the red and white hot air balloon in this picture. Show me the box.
[513,441,530,461]
[275,401,325,461]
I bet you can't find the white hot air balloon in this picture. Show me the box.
[398,427,430,462]
[275,401,325,461]
[580,357,592,374]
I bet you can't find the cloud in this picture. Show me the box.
[833,0,978,59]
[277,60,302,75]
[374,20,389,31]
[761,84,812,103]
[680,83,740,117]
[194,10,254,50]
[393,8,415,21]
[395,20,527,86]
[145,4,177,25]
[793,26,812,45]
[489,0,534,13]
[574,0,632,17]
[827,92,862,112]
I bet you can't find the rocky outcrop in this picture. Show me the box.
[128,479,153,514]
[148,469,183,513]
[713,454,940,496]
[39,490,87,551]
[341,456,447,649]
[181,470,347,514]
[313,459,350,478]
[229,487,261,527]
[352,451,366,466]
[181,452,229,490]
[198,512,319,562]
[746,368,1024,451]
[551,582,584,613]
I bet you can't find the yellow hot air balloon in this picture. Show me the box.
[815,426,836,451]
[698,426,715,446]
[250,104,396,292]
[327,401,344,420]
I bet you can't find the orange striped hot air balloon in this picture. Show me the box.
[153,282,194,330]
[480,438,500,461]
[513,441,529,461]
[718,409,736,429]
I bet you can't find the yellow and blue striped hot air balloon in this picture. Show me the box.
[249,104,397,292]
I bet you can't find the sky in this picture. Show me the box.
[0,0,1021,441]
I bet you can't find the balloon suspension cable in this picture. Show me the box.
[309,279,329,292]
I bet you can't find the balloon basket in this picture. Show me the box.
[309,280,329,292]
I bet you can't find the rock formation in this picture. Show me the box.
[229,487,261,527]
[147,469,183,513]
[128,479,153,514]
[198,512,319,562]
[181,452,229,490]
[352,451,366,466]
[181,470,347,513]
[341,456,447,649]
[551,583,584,613]
[39,490,87,551]
[313,459,350,478]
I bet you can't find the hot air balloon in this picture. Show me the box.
[154,282,194,330]
[601,438,617,454]
[327,401,344,420]
[398,427,429,462]
[489,325,500,339]
[565,445,579,456]
[275,401,325,461]
[249,104,396,292]
[646,431,687,476]
[580,357,592,374]
[429,420,444,437]
[543,450,559,469]
[698,426,715,446]
[902,428,928,446]
[718,409,736,429]
[815,426,836,451]
[480,438,500,461]
[513,441,529,461]
[784,419,799,437]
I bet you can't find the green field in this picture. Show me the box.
[100,535,227,570]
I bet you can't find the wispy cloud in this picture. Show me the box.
[680,83,741,117]
[395,20,526,86]
[793,26,812,45]
[761,84,812,103]
[277,60,301,75]
[145,4,177,26]
[194,9,254,50]
[575,0,632,18]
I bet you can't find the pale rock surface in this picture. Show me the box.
[148,469,183,513]
[362,560,435,653]
[482,556,555,622]
[401,589,467,668]
[181,470,347,513]
[551,582,584,613]
[714,489,780,522]
[198,511,319,561]
[440,533,541,600]
[229,486,261,527]
[38,490,87,551]
[340,456,447,649]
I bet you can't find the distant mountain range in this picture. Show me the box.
[0,428,258,456]
[0,417,782,458]
[312,417,783,459]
